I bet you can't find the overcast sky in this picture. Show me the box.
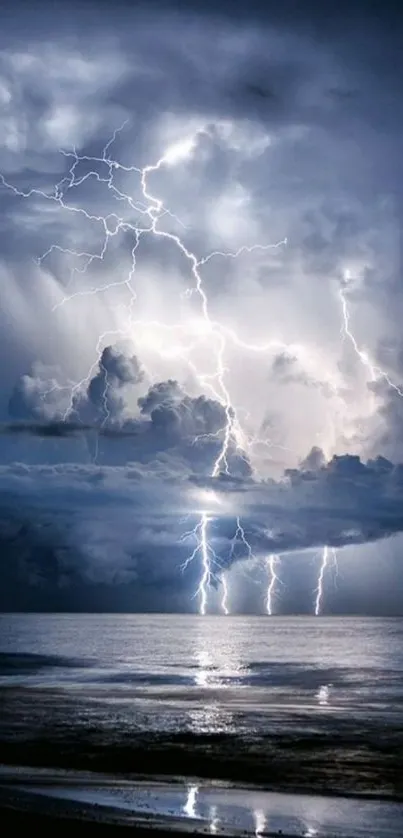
[1,0,403,613]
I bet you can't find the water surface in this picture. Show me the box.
[1,615,403,800]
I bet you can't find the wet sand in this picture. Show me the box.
[1,810,181,838]
[2,718,403,800]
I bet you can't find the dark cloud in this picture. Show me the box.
[0,451,402,610]
[299,446,326,471]
[0,420,141,438]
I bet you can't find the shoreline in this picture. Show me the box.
[2,725,403,801]
[1,768,403,838]
[1,762,402,803]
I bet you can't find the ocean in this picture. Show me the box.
[1,614,403,835]
[2,614,403,733]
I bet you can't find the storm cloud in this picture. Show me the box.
[0,449,402,610]
[0,0,403,611]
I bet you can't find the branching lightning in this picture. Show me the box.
[224,516,260,615]
[229,516,255,563]
[0,121,292,613]
[5,120,387,617]
[180,513,220,615]
[328,270,403,618]
[339,272,403,397]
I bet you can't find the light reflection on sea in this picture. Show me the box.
[1,613,403,739]
[1,767,403,837]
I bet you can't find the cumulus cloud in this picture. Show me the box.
[74,344,144,423]
[7,343,250,476]
[8,362,69,421]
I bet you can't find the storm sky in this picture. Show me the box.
[1,0,403,613]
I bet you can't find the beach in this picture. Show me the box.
[2,614,403,836]
[2,766,403,837]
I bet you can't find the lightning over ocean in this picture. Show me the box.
[2,109,403,615]
[0,122,292,613]
[3,5,403,836]
[1,1,403,619]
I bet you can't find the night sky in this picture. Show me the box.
[1,0,403,613]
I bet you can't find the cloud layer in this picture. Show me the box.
[0,446,402,610]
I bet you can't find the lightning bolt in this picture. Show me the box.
[220,521,285,616]
[221,573,229,616]
[314,545,338,616]
[197,514,213,617]
[5,121,394,617]
[219,515,261,615]
[180,513,221,615]
[1,121,290,611]
[265,553,281,616]
[8,120,369,616]
[322,273,403,618]
[229,516,255,562]
[339,272,403,396]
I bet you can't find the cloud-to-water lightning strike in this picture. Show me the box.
[315,546,329,617]
[180,513,219,615]
[198,514,212,616]
[265,554,281,615]
[0,121,290,614]
[314,545,338,616]
[217,515,262,616]
[221,573,229,616]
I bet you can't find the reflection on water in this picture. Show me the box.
[190,620,249,733]
[316,684,330,706]
[192,623,249,689]
[183,784,198,818]
[194,650,212,688]
[209,804,219,834]
[253,808,266,837]
[3,614,403,749]
[182,787,221,834]
[188,701,232,734]
[6,772,403,838]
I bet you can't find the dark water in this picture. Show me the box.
[1,614,403,800]
[1,614,403,728]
